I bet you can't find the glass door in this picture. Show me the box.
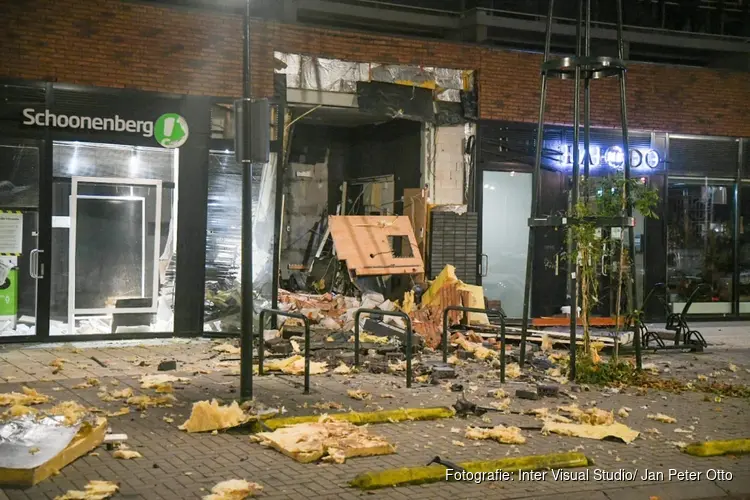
[0,140,45,339]
[481,170,532,318]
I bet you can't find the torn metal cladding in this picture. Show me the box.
[274,51,472,102]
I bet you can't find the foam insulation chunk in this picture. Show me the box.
[542,421,640,444]
[48,401,89,427]
[333,362,352,374]
[126,394,176,410]
[213,343,241,355]
[465,425,526,444]
[505,363,521,379]
[0,386,51,406]
[647,413,677,424]
[179,400,249,433]
[347,390,371,401]
[1,405,38,420]
[140,374,189,389]
[203,479,263,500]
[113,450,142,460]
[264,355,328,375]
[55,480,119,500]
[110,388,134,399]
[558,405,614,425]
[358,332,389,345]
[252,418,395,463]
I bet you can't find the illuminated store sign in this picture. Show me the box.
[561,144,660,169]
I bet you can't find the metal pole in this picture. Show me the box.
[240,0,255,400]
[615,0,642,371]
[568,0,582,381]
[520,0,555,368]
[583,0,592,191]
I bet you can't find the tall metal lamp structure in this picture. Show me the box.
[518,0,643,379]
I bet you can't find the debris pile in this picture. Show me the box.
[179,400,249,433]
[537,404,639,444]
[251,416,396,463]
[465,424,526,444]
[203,479,263,500]
[55,480,119,500]
[0,386,51,406]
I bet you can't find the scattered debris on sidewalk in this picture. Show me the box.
[0,387,51,406]
[265,355,328,375]
[212,343,241,355]
[541,420,639,444]
[72,378,101,390]
[347,390,371,401]
[179,400,249,433]
[139,374,189,389]
[112,449,142,460]
[333,362,352,374]
[55,480,119,500]
[647,413,677,424]
[465,425,526,444]
[202,479,263,500]
[126,394,176,410]
[251,417,395,463]
[0,405,107,487]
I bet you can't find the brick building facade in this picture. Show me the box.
[2,0,749,137]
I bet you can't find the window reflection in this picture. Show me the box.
[666,179,734,315]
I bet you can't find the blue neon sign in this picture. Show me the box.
[560,144,660,169]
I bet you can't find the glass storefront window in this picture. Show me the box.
[739,184,750,313]
[50,141,178,335]
[666,178,734,315]
[203,151,277,333]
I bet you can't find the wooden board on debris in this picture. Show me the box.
[328,215,424,276]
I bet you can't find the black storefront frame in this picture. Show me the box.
[476,120,748,323]
[0,79,285,343]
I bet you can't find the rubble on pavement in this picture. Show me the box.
[251,416,395,463]
[55,480,119,500]
[0,387,51,406]
[179,400,249,433]
[202,479,263,500]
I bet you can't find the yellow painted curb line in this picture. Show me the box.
[249,407,455,432]
[682,438,750,457]
[350,452,591,490]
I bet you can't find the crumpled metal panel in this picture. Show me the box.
[275,51,473,102]
[0,415,80,470]
[300,56,367,93]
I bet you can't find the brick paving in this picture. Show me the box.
[1,331,749,500]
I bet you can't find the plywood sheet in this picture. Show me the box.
[328,216,423,276]
[403,188,427,258]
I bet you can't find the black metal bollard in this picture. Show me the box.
[258,308,312,394]
[442,305,506,382]
[353,308,414,388]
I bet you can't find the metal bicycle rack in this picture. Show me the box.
[258,308,312,394]
[354,309,414,388]
[442,306,507,382]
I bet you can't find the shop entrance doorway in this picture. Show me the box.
[0,140,47,339]
[67,177,163,334]
[480,170,532,319]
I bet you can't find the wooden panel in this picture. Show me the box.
[531,316,627,327]
[328,215,424,276]
[403,188,427,258]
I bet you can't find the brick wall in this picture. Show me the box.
[1,0,749,137]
